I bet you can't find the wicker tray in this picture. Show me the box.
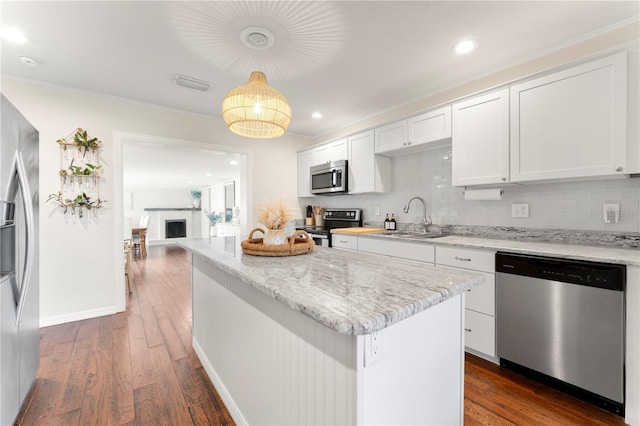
[241,228,315,257]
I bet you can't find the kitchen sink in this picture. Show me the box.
[380,231,445,239]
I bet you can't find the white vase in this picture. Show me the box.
[264,229,287,245]
[210,224,217,237]
[193,198,201,209]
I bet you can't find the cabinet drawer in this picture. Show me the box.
[465,309,495,357]
[358,238,435,263]
[464,272,495,316]
[331,234,358,251]
[436,246,495,273]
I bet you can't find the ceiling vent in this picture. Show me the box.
[173,74,212,92]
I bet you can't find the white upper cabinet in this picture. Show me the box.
[510,52,628,182]
[297,138,348,197]
[409,106,452,145]
[375,119,408,153]
[452,88,510,187]
[375,106,452,156]
[348,130,391,194]
[297,149,315,197]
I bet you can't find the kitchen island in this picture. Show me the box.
[179,236,484,425]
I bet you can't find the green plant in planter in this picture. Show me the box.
[47,191,106,217]
[191,190,202,199]
[57,128,101,158]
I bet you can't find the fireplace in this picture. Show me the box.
[165,219,187,238]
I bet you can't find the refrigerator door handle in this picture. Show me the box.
[6,151,35,325]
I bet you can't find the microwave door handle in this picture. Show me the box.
[7,152,35,325]
[332,170,338,187]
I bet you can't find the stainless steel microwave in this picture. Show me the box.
[310,160,348,194]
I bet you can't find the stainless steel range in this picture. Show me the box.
[297,208,362,247]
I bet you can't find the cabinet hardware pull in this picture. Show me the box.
[455,256,471,262]
[502,177,507,181]
[616,166,623,172]
[339,240,347,243]
[465,328,472,332]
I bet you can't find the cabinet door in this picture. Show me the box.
[348,130,390,193]
[374,120,408,154]
[297,150,314,197]
[452,88,510,186]
[329,138,348,161]
[510,52,627,182]
[358,238,435,263]
[465,309,496,357]
[313,145,331,165]
[409,106,451,145]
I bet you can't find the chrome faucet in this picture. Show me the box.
[403,196,432,233]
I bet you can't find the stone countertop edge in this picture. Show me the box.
[178,238,484,335]
[360,233,640,266]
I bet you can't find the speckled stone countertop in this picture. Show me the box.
[360,233,640,266]
[179,237,484,335]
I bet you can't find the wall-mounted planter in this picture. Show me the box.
[48,128,106,218]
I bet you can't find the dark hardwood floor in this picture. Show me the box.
[16,245,626,425]
[15,245,234,425]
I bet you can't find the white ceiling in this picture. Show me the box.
[2,1,639,188]
[2,1,638,139]
[122,141,244,189]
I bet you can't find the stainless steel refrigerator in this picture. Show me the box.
[0,94,39,425]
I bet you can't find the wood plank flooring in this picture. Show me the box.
[15,244,234,426]
[16,244,627,425]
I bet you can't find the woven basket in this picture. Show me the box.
[241,228,315,257]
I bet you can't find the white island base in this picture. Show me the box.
[192,254,465,425]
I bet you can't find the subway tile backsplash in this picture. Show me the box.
[303,146,640,234]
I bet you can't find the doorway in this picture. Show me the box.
[113,131,250,312]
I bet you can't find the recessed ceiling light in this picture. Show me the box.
[454,39,477,55]
[205,172,213,177]
[229,160,239,165]
[187,180,194,185]
[19,56,39,67]
[312,112,322,119]
[1,28,29,43]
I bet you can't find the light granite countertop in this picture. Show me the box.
[179,237,484,335]
[360,233,640,266]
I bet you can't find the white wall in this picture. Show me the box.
[303,146,640,233]
[1,79,311,326]
[123,187,204,240]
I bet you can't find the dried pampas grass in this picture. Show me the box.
[257,199,292,230]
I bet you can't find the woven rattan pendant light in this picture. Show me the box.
[222,71,291,139]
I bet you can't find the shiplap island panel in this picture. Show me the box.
[179,237,484,425]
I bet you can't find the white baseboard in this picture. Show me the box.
[40,305,117,328]
[192,337,247,425]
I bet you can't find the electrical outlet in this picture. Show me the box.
[603,203,620,223]
[374,206,380,216]
[511,203,529,218]
[364,331,383,366]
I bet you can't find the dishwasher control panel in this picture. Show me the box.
[495,252,625,291]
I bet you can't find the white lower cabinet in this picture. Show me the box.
[464,310,496,358]
[436,246,497,361]
[331,234,358,251]
[357,237,435,263]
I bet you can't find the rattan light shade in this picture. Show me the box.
[222,71,292,139]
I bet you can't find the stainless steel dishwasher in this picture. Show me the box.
[496,252,625,416]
